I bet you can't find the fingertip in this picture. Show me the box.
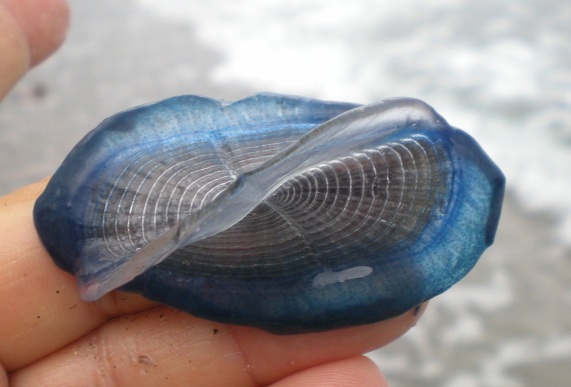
[0,179,49,206]
[0,0,69,100]
[231,301,428,385]
[0,364,7,387]
[0,2,30,100]
[1,0,70,66]
[270,356,388,387]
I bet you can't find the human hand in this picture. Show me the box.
[0,2,425,386]
[0,0,68,101]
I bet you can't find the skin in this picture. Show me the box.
[0,1,427,385]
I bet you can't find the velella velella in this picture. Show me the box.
[33,93,505,334]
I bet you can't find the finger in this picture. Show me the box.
[0,180,425,375]
[0,364,6,387]
[269,356,387,387]
[8,303,425,386]
[231,304,424,386]
[0,0,69,66]
[0,181,157,371]
[0,0,69,100]
[0,2,29,100]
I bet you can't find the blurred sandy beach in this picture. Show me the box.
[1,1,570,386]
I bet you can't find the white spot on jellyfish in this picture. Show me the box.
[312,266,373,288]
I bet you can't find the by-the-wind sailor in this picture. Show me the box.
[33,93,505,334]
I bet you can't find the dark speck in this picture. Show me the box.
[213,328,219,334]
[32,82,48,99]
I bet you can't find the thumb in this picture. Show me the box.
[0,0,69,101]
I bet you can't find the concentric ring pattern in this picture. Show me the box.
[159,134,451,279]
[34,93,505,333]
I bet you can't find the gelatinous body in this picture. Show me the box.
[34,93,504,333]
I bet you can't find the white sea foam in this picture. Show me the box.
[136,0,571,248]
